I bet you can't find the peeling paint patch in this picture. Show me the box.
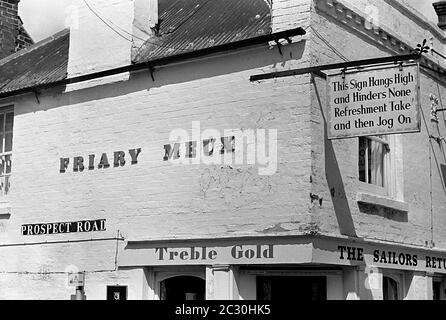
[261,223,290,233]
[310,193,323,207]
[198,166,274,209]
[299,223,320,235]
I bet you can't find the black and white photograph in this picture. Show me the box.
[0,0,445,311]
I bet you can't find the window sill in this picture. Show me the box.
[0,200,11,217]
[357,192,409,213]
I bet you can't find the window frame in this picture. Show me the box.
[106,285,128,300]
[358,135,398,200]
[0,105,14,198]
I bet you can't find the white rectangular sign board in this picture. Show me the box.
[327,63,421,139]
[68,273,85,287]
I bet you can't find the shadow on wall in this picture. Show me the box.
[358,203,408,223]
[421,103,446,196]
[16,40,307,116]
[358,203,409,222]
[313,77,357,237]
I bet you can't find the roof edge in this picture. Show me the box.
[0,28,69,67]
[0,27,306,99]
[386,0,446,42]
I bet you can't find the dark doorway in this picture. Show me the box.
[433,281,442,300]
[256,276,327,301]
[160,276,205,300]
[383,276,399,300]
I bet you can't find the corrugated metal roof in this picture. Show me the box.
[0,29,69,94]
[0,0,272,96]
[134,0,272,62]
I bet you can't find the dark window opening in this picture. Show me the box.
[107,286,127,300]
[160,276,205,301]
[256,276,327,301]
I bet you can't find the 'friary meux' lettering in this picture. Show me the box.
[60,148,142,173]
[164,137,235,161]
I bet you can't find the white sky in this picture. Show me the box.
[19,0,72,41]
[19,0,440,42]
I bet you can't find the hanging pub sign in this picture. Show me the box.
[327,63,421,139]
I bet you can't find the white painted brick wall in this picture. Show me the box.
[67,0,134,77]
[309,2,446,248]
[0,0,444,299]
[272,0,312,32]
[341,0,445,54]
[0,44,313,298]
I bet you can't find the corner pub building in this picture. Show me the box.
[0,0,445,301]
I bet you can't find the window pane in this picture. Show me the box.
[5,113,13,132]
[0,156,4,176]
[5,133,12,152]
[4,175,10,196]
[0,114,4,134]
[370,140,384,187]
[359,137,388,188]
[5,155,11,175]
[368,139,372,184]
[0,134,3,153]
[359,138,367,182]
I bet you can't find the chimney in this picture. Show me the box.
[433,1,446,31]
[271,0,311,33]
[0,0,33,59]
[15,16,33,51]
[67,0,157,78]
[133,0,157,58]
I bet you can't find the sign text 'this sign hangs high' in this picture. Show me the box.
[327,63,421,139]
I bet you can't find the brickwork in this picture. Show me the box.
[271,0,312,32]
[0,0,33,59]
[0,43,313,298]
[0,0,19,59]
[15,18,33,52]
[309,0,446,247]
[0,0,444,299]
